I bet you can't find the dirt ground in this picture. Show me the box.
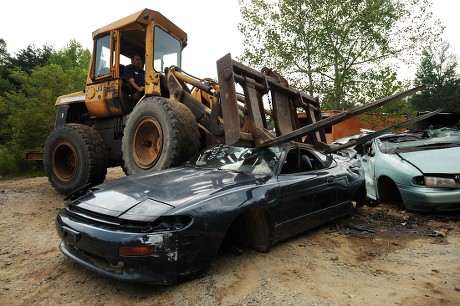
[1,168,459,306]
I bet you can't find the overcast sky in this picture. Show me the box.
[1,0,458,80]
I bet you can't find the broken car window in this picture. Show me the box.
[185,144,280,174]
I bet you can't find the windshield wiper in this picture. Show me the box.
[218,167,246,174]
[393,142,459,153]
[415,142,458,149]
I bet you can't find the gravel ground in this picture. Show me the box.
[1,167,460,305]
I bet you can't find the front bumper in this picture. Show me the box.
[400,186,460,212]
[56,209,180,284]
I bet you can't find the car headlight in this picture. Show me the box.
[119,199,193,232]
[119,199,173,221]
[413,176,456,188]
[425,176,456,188]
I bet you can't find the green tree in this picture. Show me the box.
[0,39,14,95]
[9,43,54,74]
[49,40,90,91]
[0,41,90,175]
[410,41,460,112]
[238,0,442,109]
[4,65,66,150]
[0,38,10,66]
[50,40,90,71]
[6,41,91,151]
[2,43,55,93]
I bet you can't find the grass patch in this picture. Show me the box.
[0,147,45,180]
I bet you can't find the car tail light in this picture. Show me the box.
[119,246,154,256]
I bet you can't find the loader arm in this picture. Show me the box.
[261,85,425,147]
[324,109,444,154]
[216,53,425,151]
[217,53,325,148]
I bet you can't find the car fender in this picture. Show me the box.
[373,153,422,200]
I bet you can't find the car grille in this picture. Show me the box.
[66,205,157,233]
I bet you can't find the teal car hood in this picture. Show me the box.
[399,146,460,174]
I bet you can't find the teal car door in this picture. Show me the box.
[361,141,378,200]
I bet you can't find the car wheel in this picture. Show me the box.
[353,184,367,208]
[347,201,356,217]
[366,199,380,207]
[398,201,407,210]
[122,97,200,175]
[44,123,107,195]
[244,209,272,253]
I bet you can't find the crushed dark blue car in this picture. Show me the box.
[56,143,365,284]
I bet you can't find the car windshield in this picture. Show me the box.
[185,145,281,174]
[378,128,460,154]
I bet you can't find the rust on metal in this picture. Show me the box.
[324,109,444,153]
[216,53,424,152]
[217,53,326,148]
[25,151,45,161]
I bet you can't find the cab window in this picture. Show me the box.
[94,35,110,77]
[153,27,181,72]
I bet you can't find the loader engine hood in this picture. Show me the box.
[55,91,86,106]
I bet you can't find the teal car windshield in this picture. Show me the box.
[185,144,281,174]
[378,129,460,154]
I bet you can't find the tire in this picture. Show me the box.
[366,199,380,207]
[44,124,108,195]
[347,201,356,217]
[353,184,367,208]
[121,97,200,175]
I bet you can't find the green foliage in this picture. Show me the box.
[238,0,442,109]
[0,40,90,175]
[0,144,45,177]
[9,43,54,74]
[0,145,18,175]
[0,39,10,66]
[49,39,91,71]
[350,66,412,115]
[0,39,14,94]
[1,42,55,93]
[5,65,64,149]
[410,41,460,112]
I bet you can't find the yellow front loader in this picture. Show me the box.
[41,8,427,195]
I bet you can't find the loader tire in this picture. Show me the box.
[122,97,200,175]
[44,123,108,195]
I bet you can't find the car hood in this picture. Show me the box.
[398,146,460,174]
[70,167,271,219]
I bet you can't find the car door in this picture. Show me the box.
[360,140,378,199]
[273,146,337,241]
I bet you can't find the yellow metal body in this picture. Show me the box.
[52,8,425,152]
[55,9,188,118]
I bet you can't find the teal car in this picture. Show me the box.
[358,128,460,212]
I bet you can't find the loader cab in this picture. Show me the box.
[83,9,187,118]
